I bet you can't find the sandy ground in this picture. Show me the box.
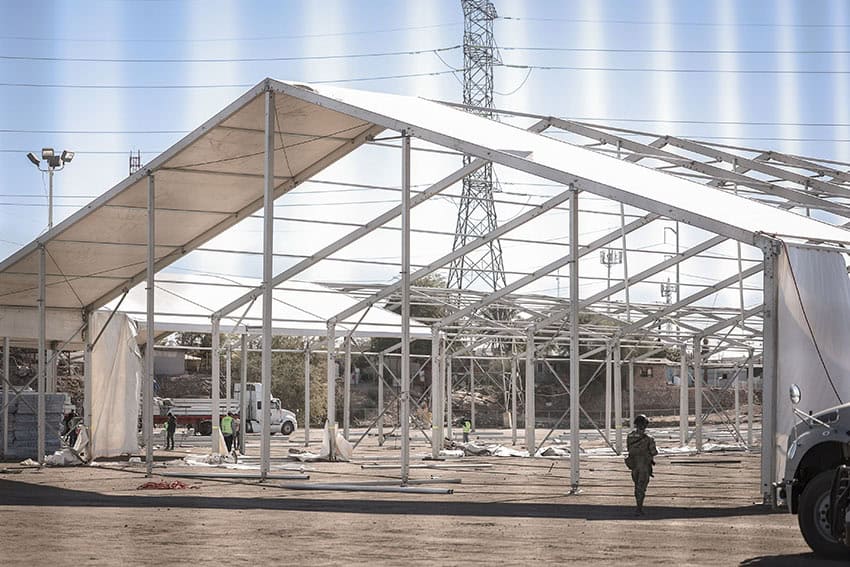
[1,427,847,567]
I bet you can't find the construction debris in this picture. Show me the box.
[136,480,199,490]
[0,392,66,460]
[288,425,353,462]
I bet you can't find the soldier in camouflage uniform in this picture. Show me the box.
[626,414,658,516]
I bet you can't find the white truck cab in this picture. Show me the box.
[780,384,850,559]
[234,382,297,436]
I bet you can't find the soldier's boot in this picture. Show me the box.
[635,494,645,516]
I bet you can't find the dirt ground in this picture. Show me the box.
[1,427,846,566]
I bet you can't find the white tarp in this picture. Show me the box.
[90,312,141,458]
[776,244,850,481]
[290,80,850,246]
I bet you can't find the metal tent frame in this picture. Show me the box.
[3,78,850,504]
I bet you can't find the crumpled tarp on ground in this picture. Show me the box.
[441,439,530,458]
[30,426,92,466]
[536,445,571,458]
[289,424,353,462]
[44,448,83,466]
[183,454,237,466]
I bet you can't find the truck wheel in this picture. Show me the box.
[798,470,850,559]
[281,421,294,436]
[197,420,212,437]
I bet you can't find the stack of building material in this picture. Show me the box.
[0,392,64,460]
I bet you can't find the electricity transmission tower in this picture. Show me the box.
[447,0,506,293]
[129,150,141,175]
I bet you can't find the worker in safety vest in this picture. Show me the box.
[462,417,472,443]
[221,412,235,453]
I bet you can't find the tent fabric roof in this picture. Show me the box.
[1,77,848,314]
[110,273,431,341]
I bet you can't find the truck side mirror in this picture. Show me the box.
[789,384,802,406]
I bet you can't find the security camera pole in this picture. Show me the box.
[27,148,74,231]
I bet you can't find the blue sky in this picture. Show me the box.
[1,0,848,303]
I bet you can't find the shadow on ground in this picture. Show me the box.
[2,478,777,521]
[740,552,849,566]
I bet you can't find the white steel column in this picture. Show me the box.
[524,330,535,453]
[569,186,580,490]
[747,348,754,449]
[326,322,337,459]
[614,342,623,453]
[510,355,518,445]
[2,337,8,457]
[679,343,688,446]
[761,242,779,503]
[378,353,384,446]
[211,318,221,454]
[734,368,741,443]
[445,356,453,441]
[37,244,46,465]
[400,133,412,485]
[439,336,447,441]
[430,326,442,459]
[304,341,311,447]
[239,333,247,455]
[225,343,232,412]
[343,336,351,440]
[604,344,612,442]
[693,336,703,451]
[84,312,92,429]
[144,173,155,476]
[470,359,476,431]
[628,360,635,427]
[260,88,275,480]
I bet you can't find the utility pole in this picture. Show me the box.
[448,0,506,293]
[660,278,676,332]
[599,248,622,290]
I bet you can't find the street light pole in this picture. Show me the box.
[663,224,680,303]
[48,167,54,230]
[27,148,74,231]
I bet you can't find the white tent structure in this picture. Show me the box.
[2,78,850,499]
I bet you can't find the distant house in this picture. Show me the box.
[154,351,185,377]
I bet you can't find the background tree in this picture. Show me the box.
[369,274,447,357]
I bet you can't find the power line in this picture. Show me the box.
[0,129,187,135]
[545,131,850,144]
[0,45,460,64]
[8,130,850,158]
[558,117,850,128]
[501,63,850,75]
[498,46,850,55]
[0,22,463,43]
[498,16,850,29]
[8,116,850,136]
[0,69,458,89]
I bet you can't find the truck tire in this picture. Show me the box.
[281,421,294,436]
[197,420,212,437]
[798,470,850,559]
